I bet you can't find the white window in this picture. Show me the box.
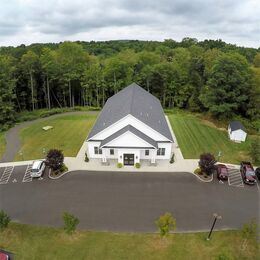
[110,149,114,155]
[145,150,149,156]
[157,148,165,156]
[94,147,102,154]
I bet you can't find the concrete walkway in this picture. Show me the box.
[0,111,98,163]
[165,115,184,161]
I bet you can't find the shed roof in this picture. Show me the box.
[88,83,173,141]
[100,125,158,148]
[229,121,246,132]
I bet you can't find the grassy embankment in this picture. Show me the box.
[168,111,258,164]
[0,223,258,260]
[15,114,97,161]
[0,131,6,159]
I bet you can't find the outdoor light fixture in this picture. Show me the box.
[207,213,222,240]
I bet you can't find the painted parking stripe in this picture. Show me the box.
[229,177,243,184]
[22,164,33,183]
[229,176,242,182]
[229,173,241,177]
[0,166,14,184]
[228,169,244,188]
[256,181,260,191]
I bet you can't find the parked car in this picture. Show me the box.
[30,160,46,178]
[0,251,9,260]
[255,167,260,181]
[216,164,228,181]
[240,162,257,185]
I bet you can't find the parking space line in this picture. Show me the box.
[229,177,242,182]
[256,180,260,191]
[228,168,244,188]
[0,166,14,184]
[229,174,241,178]
[22,164,33,183]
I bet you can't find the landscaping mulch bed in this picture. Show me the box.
[49,166,68,178]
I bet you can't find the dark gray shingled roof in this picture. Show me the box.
[229,121,246,132]
[87,83,173,141]
[100,125,158,148]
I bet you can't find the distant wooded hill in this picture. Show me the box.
[0,38,259,130]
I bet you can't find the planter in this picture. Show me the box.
[49,164,68,178]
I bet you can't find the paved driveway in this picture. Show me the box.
[0,169,259,232]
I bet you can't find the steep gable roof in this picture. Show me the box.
[100,125,158,148]
[88,83,173,141]
[229,121,246,132]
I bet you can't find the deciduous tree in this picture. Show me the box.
[0,55,16,129]
[155,212,176,237]
[200,53,251,118]
[199,153,216,176]
[21,50,39,110]
[46,149,64,171]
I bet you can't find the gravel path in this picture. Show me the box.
[0,111,98,163]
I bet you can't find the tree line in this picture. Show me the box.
[0,38,259,130]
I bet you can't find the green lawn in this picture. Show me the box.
[0,131,6,159]
[168,112,257,164]
[0,223,258,260]
[15,114,97,161]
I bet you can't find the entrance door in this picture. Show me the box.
[123,154,134,165]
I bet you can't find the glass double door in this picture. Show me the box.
[123,154,134,165]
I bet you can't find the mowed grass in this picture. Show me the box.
[168,113,257,164]
[0,131,6,159]
[15,114,97,161]
[0,223,258,260]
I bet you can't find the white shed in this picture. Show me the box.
[228,121,247,142]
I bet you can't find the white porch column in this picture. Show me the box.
[118,150,123,164]
[151,149,156,163]
[102,148,107,163]
[135,150,140,163]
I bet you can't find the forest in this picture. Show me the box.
[0,38,259,130]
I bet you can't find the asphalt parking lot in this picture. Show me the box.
[0,165,48,185]
[0,166,259,232]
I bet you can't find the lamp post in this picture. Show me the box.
[207,213,222,240]
[42,148,46,157]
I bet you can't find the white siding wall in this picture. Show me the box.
[88,141,172,160]
[103,148,118,159]
[104,131,154,148]
[156,143,172,159]
[140,149,154,159]
[89,115,170,142]
[87,141,102,158]
[230,129,247,142]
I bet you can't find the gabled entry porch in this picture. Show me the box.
[100,147,157,166]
